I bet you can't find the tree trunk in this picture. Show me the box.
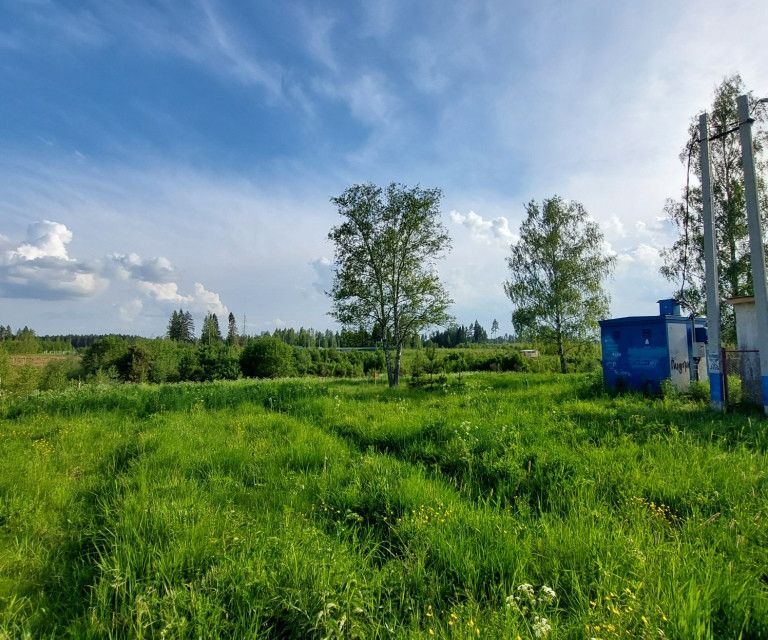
[555,319,567,374]
[392,344,403,387]
[383,344,395,387]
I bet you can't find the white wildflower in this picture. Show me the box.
[532,616,552,638]
[539,585,557,605]
[516,583,536,601]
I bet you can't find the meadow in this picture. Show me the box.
[1,373,767,638]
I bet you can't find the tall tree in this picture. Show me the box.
[167,309,195,342]
[472,319,487,343]
[226,312,239,346]
[490,318,499,337]
[167,310,182,341]
[505,196,614,373]
[181,311,195,342]
[328,183,453,386]
[660,74,768,340]
[200,313,222,344]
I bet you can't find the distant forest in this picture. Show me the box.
[0,314,514,354]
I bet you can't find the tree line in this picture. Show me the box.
[324,75,766,384]
[5,76,761,388]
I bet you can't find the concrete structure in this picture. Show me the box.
[700,112,724,410]
[599,299,707,393]
[725,296,763,405]
[737,95,768,414]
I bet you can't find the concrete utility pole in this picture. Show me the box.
[737,94,768,414]
[699,113,724,411]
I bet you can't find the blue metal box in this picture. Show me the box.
[599,299,707,393]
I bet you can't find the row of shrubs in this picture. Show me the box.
[0,336,600,394]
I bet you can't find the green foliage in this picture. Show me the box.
[240,337,295,378]
[81,336,130,377]
[38,359,80,391]
[0,349,9,387]
[329,183,453,386]
[1,374,767,637]
[166,309,195,342]
[505,196,614,373]
[0,363,40,395]
[197,343,240,381]
[200,312,223,344]
[226,312,240,346]
[660,74,768,339]
[118,343,152,383]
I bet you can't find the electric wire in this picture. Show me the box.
[678,135,696,309]
[679,97,766,305]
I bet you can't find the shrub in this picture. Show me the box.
[240,337,295,378]
[198,343,240,381]
[81,336,130,376]
[38,359,80,391]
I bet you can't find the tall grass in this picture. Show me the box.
[1,373,767,638]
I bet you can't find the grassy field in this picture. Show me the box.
[1,373,767,639]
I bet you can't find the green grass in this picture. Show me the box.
[1,373,767,638]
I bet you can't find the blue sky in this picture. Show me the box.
[1,0,767,336]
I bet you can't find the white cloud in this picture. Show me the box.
[121,259,229,318]
[310,256,334,295]
[313,71,400,131]
[136,280,191,303]
[0,220,105,299]
[110,252,176,283]
[191,282,228,318]
[10,220,73,261]
[119,298,143,322]
[616,243,662,268]
[450,210,518,246]
[0,219,229,326]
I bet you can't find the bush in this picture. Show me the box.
[198,343,240,381]
[38,359,80,391]
[81,336,130,376]
[240,337,295,378]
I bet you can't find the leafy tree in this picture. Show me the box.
[39,359,79,391]
[226,312,240,346]
[328,183,453,386]
[200,313,222,344]
[118,343,152,383]
[240,337,294,378]
[491,318,499,337]
[660,74,768,340]
[198,343,240,381]
[82,336,131,377]
[505,196,614,373]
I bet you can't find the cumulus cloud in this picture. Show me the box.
[0,220,105,299]
[118,258,228,317]
[110,252,176,283]
[310,256,334,295]
[0,220,228,321]
[190,282,227,317]
[136,280,191,303]
[450,210,518,246]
